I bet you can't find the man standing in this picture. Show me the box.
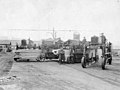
[58,48,65,64]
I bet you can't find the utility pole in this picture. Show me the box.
[52,28,56,44]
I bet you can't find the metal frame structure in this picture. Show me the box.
[81,42,112,70]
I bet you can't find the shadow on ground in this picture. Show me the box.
[0,53,14,77]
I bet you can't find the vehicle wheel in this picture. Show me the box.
[101,57,106,70]
[108,57,112,65]
[81,57,87,68]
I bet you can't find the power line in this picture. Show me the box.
[5,29,81,32]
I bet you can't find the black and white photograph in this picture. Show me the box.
[0,0,120,90]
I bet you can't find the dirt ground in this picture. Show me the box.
[0,53,120,90]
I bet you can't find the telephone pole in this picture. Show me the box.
[52,27,56,44]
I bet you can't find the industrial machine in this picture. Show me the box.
[36,48,60,62]
[81,34,112,70]
[58,45,83,64]
[14,49,41,62]
[58,47,73,64]
[72,45,83,63]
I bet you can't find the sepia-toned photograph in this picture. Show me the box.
[0,0,120,90]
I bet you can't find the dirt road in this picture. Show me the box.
[0,57,120,90]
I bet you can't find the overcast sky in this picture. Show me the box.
[0,0,120,46]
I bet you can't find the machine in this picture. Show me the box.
[81,35,112,70]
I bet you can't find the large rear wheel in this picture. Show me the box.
[101,57,106,70]
[81,57,87,68]
[108,57,112,65]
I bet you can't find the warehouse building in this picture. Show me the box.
[0,40,11,52]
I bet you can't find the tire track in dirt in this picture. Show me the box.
[26,62,120,87]
[66,63,120,87]
[9,61,120,90]
[14,60,120,88]
[0,53,14,77]
[12,62,95,90]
